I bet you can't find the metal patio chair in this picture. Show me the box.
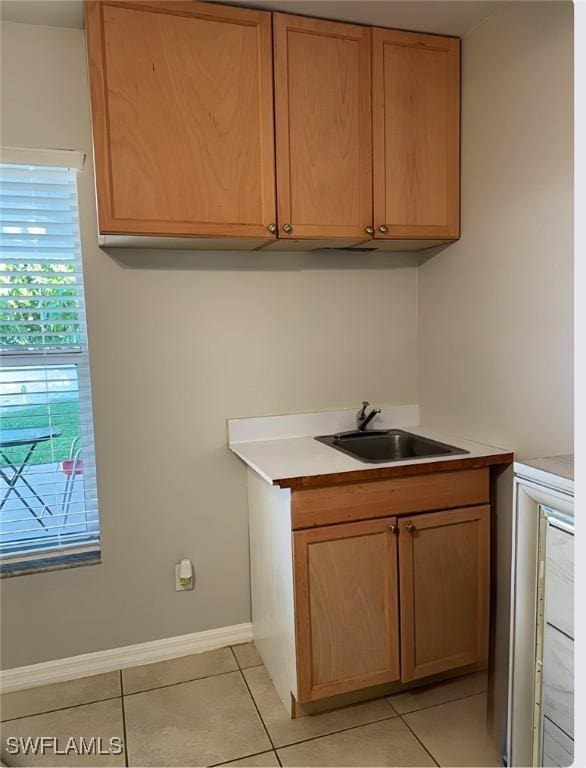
[60,437,84,528]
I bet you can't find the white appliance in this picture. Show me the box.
[507,456,574,767]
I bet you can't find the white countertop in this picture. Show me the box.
[228,406,512,486]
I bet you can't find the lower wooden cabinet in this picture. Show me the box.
[398,505,490,681]
[293,504,490,701]
[293,517,400,702]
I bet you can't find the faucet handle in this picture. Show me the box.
[357,403,382,430]
[357,401,369,418]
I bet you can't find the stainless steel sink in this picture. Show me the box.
[315,429,469,464]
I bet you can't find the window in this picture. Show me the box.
[0,149,100,574]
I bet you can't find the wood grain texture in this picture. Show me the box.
[373,28,460,239]
[274,13,372,240]
[543,625,574,739]
[291,468,489,530]
[275,453,513,490]
[545,526,574,639]
[85,0,276,238]
[399,505,490,682]
[293,517,400,702]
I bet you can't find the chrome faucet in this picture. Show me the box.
[356,401,381,431]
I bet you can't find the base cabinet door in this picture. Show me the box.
[398,505,489,682]
[293,517,400,702]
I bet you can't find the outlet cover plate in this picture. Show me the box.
[175,563,194,591]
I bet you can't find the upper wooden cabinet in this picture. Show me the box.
[85,2,461,249]
[85,0,276,246]
[373,29,460,241]
[273,13,372,244]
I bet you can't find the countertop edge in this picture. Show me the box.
[273,452,515,490]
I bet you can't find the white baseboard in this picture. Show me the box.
[0,622,253,693]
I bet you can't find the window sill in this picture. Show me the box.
[0,550,101,579]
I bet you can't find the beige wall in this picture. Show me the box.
[1,2,574,669]
[418,1,573,459]
[0,21,418,668]
[417,7,573,753]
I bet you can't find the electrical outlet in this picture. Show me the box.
[175,561,194,591]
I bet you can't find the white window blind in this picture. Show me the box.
[0,156,100,569]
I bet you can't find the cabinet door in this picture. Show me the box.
[273,13,372,242]
[293,517,400,702]
[399,505,489,682]
[373,28,460,240]
[85,0,276,240]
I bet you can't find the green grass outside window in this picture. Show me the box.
[0,402,81,466]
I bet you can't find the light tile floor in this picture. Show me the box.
[0,645,501,768]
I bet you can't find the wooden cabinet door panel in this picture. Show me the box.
[373,28,460,239]
[274,13,372,240]
[86,0,276,238]
[293,517,400,702]
[399,505,489,682]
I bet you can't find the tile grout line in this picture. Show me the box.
[398,713,440,767]
[228,652,417,759]
[391,687,489,716]
[123,666,240,699]
[272,711,399,752]
[119,670,129,768]
[231,648,282,768]
[0,694,123,723]
[230,645,263,674]
[2,652,486,768]
[208,747,278,768]
[6,666,482,717]
[230,657,410,756]
[1,656,250,723]
[0,669,482,722]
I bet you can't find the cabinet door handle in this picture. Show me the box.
[365,226,375,235]
[406,523,417,533]
[282,223,293,234]
[378,225,389,234]
[266,223,277,233]
[388,524,398,534]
